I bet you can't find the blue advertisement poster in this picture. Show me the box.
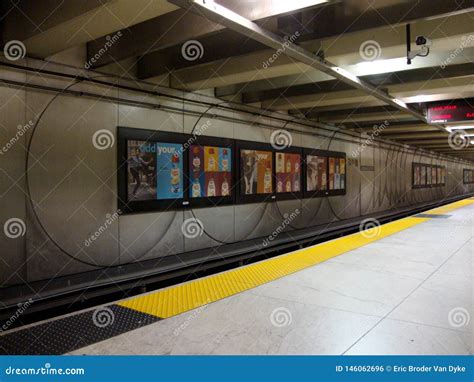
[155,142,183,199]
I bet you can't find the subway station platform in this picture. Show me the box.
[1,198,473,355]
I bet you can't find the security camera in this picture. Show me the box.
[415,35,432,48]
[407,24,432,64]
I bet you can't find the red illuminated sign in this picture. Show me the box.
[427,101,474,124]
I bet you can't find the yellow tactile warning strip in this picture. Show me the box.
[119,198,474,319]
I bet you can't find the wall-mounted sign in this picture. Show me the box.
[126,140,183,201]
[464,169,474,184]
[427,100,474,124]
[306,155,327,192]
[413,163,445,189]
[189,145,232,198]
[275,152,301,193]
[240,149,273,195]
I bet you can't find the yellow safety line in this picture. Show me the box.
[119,198,474,319]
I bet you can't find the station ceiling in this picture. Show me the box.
[1,0,473,159]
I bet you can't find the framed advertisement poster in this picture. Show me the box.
[118,127,187,213]
[464,169,474,184]
[328,152,346,195]
[305,151,327,197]
[186,135,235,208]
[237,141,274,203]
[303,149,345,197]
[274,148,303,200]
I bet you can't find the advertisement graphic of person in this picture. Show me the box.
[128,148,153,197]
[171,153,181,194]
[242,151,257,195]
[307,156,318,191]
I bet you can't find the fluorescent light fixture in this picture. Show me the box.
[272,0,328,14]
[353,58,406,76]
[445,125,474,132]
[403,94,430,103]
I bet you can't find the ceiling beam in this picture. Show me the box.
[169,0,436,130]
[266,75,474,111]
[136,0,474,80]
[240,63,474,104]
[1,0,178,58]
[166,11,473,90]
[382,132,448,140]
[358,124,440,133]
[88,0,329,68]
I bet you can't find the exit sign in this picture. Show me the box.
[427,100,474,124]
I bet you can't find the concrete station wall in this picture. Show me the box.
[0,61,473,288]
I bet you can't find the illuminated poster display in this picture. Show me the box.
[241,149,273,195]
[127,140,157,201]
[306,155,327,192]
[275,152,301,193]
[127,140,183,201]
[464,169,474,184]
[189,145,232,198]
